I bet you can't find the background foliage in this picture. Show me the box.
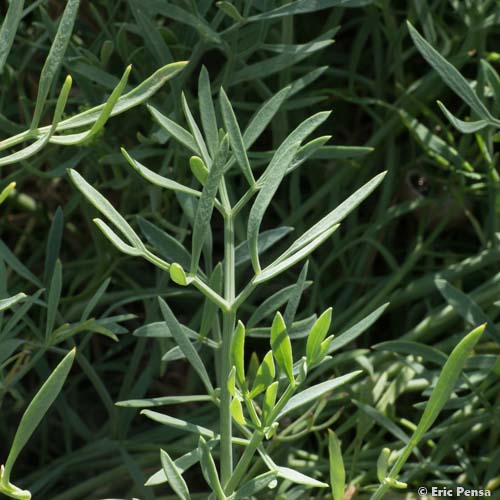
[0,0,499,498]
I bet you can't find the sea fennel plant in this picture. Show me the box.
[69,70,386,497]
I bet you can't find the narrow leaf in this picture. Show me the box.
[407,22,494,122]
[277,372,362,420]
[190,136,228,274]
[306,308,332,365]
[328,430,345,500]
[159,298,214,394]
[68,169,145,250]
[160,449,191,500]
[270,312,294,384]
[198,67,218,158]
[2,349,76,483]
[220,88,255,186]
[31,0,80,129]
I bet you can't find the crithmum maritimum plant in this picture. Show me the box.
[69,67,386,497]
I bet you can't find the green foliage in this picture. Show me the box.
[1,1,498,498]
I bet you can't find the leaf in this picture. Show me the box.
[376,448,391,483]
[306,308,332,365]
[283,261,309,330]
[68,169,145,251]
[230,397,246,425]
[137,217,191,270]
[243,86,291,149]
[116,394,212,408]
[435,279,498,341]
[0,240,42,287]
[276,466,328,488]
[373,340,447,366]
[411,324,485,443]
[190,156,209,185]
[232,321,246,386]
[277,372,362,420]
[235,226,293,267]
[0,0,24,73]
[262,381,279,424]
[270,312,294,384]
[2,349,76,484]
[0,293,27,312]
[198,437,226,499]
[93,219,144,257]
[45,260,62,343]
[231,30,337,85]
[159,298,214,394]
[190,136,228,274]
[248,0,372,21]
[31,0,80,129]
[280,172,386,262]
[235,471,278,499]
[141,410,215,439]
[247,143,300,273]
[51,66,132,145]
[44,207,64,285]
[407,22,496,123]
[255,224,339,284]
[437,102,491,133]
[248,283,311,328]
[220,88,255,186]
[328,303,388,354]
[217,2,245,23]
[287,135,332,174]
[160,449,191,500]
[122,149,201,197]
[56,61,187,131]
[328,430,345,500]
[182,93,211,166]
[198,67,218,158]
[250,351,276,398]
[0,182,16,205]
[148,105,198,153]
[399,110,473,172]
[170,263,189,286]
[0,75,72,166]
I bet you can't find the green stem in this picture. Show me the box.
[220,214,236,487]
[225,431,264,494]
[370,439,417,500]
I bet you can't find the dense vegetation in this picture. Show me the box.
[0,1,498,499]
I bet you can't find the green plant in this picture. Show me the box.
[0,348,75,499]
[69,70,386,496]
[0,0,186,167]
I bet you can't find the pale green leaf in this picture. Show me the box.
[2,349,76,484]
[159,298,214,393]
[160,449,191,500]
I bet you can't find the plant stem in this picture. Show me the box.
[225,431,264,494]
[220,214,236,487]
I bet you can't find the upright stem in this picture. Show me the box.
[220,213,235,487]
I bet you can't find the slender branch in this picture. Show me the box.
[220,213,236,487]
